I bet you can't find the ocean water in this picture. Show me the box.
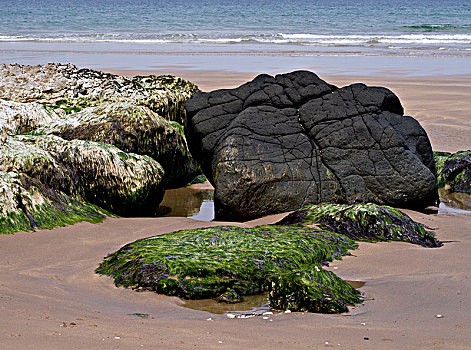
[1,0,471,57]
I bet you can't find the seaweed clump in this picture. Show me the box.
[434,150,471,193]
[277,203,440,247]
[96,225,361,313]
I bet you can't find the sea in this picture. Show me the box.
[1,0,471,74]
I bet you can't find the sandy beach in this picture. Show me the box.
[1,66,471,349]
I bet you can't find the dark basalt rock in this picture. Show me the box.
[185,71,438,220]
[435,150,471,193]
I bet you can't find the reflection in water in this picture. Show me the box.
[181,280,366,315]
[155,184,215,221]
[182,293,270,315]
[438,188,471,215]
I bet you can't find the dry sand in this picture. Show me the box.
[1,70,471,349]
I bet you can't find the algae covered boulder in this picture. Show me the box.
[0,100,57,136]
[434,150,471,193]
[0,63,199,124]
[96,225,361,313]
[185,71,438,220]
[40,103,200,187]
[0,134,164,233]
[278,203,440,247]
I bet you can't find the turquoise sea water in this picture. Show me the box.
[1,0,471,56]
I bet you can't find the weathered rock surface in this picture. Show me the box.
[0,100,56,136]
[185,71,438,220]
[0,134,164,233]
[0,63,199,123]
[0,63,202,233]
[38,103,200,187]
[435,150,471,193]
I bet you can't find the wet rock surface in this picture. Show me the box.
[185,71,438,220]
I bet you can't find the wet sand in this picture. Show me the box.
[1,68,471,349]
[1,210,471,349]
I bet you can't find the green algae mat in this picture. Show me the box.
[96,203,440,313]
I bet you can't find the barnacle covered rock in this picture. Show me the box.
[0,63,199,123]
[0,134,164,234]
[38,103,200,187]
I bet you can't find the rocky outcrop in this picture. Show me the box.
[0,63,199,124]
[434,150,471,193]
[38,103,200,187]
[185,71,438,220]
[1,63,203,233]
[0,134,164,233]
[0,100,56,136]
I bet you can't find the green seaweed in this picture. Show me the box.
[433,151,451,188]
[96,225,361,313]
[435,150,471,193]
[277,203,439,247]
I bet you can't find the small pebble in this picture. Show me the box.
[333,267,338,270]
[206,318,213,321]
[284,310,291,314]
[226,314,236,319]
[218,341,223,344]
[324,341,329,345]
[435,314,443,318]
[361,322,366,325]
[263,317,269,320]
[114,336,120,340]
[364,337,369,340]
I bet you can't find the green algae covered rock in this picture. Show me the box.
[269,268,360,313]
[277,203,440,247]
[0,134,165,234]
[96,225,361,313]
[433,151,452,188]
[434,150,471,193]
[0,170,107,235]
[0,63,199,124]
[38,103,200,188]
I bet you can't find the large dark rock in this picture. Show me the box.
[185,71,438,220]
